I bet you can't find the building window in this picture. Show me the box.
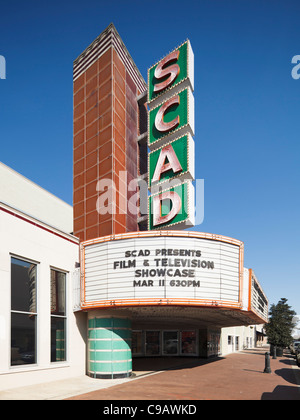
[163,331,179,355]
[235,336,239,351]
[181,331,197,355]
[145,331,160,355]
[228,335,234,353]
[11,257,37,366]
[132,331,143,355]
[50,269,66,362]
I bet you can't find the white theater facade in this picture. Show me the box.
[79,230,267,378]
[0,171,267,388]
[0,24,268,390]
[0,169,267,388]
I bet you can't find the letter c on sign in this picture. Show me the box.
[155,95,180,132]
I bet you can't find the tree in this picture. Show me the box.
[264,298,296,348]
[292,315,300,339]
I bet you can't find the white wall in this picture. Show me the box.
[0,162,73,234]
[220,325,257,356]
[0,203,86,391]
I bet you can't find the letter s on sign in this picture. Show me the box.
[291,55,300,80]
[154,50,180,93]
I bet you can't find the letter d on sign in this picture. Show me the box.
[148,181,193,230]
[152,190,181,226]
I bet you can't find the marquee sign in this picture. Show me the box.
[248,269,268,322]
[80,232,243,308]
[147,41,195,230]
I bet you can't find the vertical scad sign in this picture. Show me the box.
[147,40,195,230]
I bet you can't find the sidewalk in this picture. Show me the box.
[1,347,299,400]
[67,347,300,400]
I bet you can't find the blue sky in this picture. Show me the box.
[0,0,299,316]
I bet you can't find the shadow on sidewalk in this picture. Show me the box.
[262,352,300,400]
[274,368,299,386]
[132,356,224,376]
[261,385,300,400]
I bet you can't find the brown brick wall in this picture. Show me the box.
[73,42,144,242]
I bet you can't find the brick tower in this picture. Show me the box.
[73,24,147,241]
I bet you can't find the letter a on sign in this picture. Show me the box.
[149,134,194,190]
[152,144,183,183]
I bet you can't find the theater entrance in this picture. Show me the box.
[132,330,198,357]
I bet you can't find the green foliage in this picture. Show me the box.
[264,298,296,348]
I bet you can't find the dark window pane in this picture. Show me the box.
[11,257,36,313]
[163,331,178,355]
[181,331,197,354]
[145,331,160,355]
[132,331,143,354]
[11,312,36,366]
[51,270,66,316]
[51,317,66,362]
